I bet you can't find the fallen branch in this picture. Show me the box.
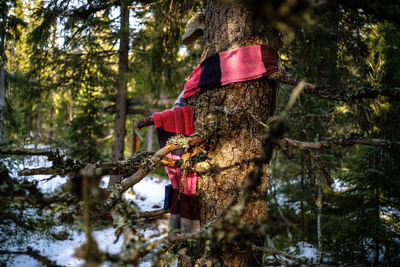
[130,208,168,220]
[252,245,317,266]
[18,167,57,176]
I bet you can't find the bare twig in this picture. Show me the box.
[284,81,307,115]
[134,116,154,129]
[277,139,294,159]
[128,1,161,9]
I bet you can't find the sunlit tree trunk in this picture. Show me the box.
[187,1,280,265]
[34,101,41,149]
[0,38,5,144]
[146,125,154,152]
[110,0,130,186]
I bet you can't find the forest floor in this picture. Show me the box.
[0,153,171,267]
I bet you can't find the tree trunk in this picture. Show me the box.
[0,43,5,144]
[146,125,154,152]
[110,0,130,187]
[300,151,305,241]
[34,101,41,149]
[374,186,380,266]
[187,1,280,265]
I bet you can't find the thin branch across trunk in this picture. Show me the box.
[282,136,399,150]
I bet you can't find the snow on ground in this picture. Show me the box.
[13,152,68,194]
[332,178,349,192]
[1,152,170,266]
[0,224,125,266]
[264,241,319,266]
[124,176,169,211]
[289,242,318,261]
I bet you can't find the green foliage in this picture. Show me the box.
[0,0,26,55]
[271,7,400,265]
[64,86,108,162]
[131,1,202,97]
[322,146,400,264]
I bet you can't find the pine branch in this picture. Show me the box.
[0,148,60,157]
[64,1,120,19]
[281,136,400,150]
[64,50,118,57]
[268,72,400,102]
[306,86,400,102]
[128,1,162,9]
[17,151,155,177]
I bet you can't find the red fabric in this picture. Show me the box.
[183,64,202,98]
[170,189,200,220]
[153,106,194,135]
[152,106,197,195]
[220,45,268,85]
[166,154,197,195]
[183,45,279,98]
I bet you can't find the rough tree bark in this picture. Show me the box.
[110,0,130,187]
[0,39,5,144]
[186,1,281,265]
